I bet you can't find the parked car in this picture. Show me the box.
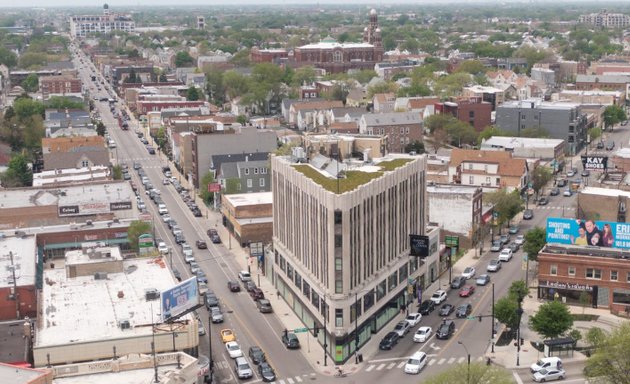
[236,358,254,380]
[606,141,615,151]
[581,169,590,177]
[557,179,567,187]
[413,326,432,343]
[258,362,277,382]
[509,225,519,234]
[499,248,513,262]
[211,307,224,323]
[567,169,576,177]
[225,341,243,358]
[487,259,502,272]
[455,303,473,318]
[393,321,412,337]
[257,299,273,313]
[405,313,422,327]
[439,303,454,316]
[476,274,491,286]
[462,267,476,279]
[538,197,549,206]
[430,289,448,304]
[549,187,560,196]
[459,285,475,297]
[157,242,168,254]
[196,270,208,284]
[450,276,466,289]
[379,331,400,350]
[436,320,455,339]
[563,189,572,197]
[248,346,266,364]
[244,281,257,292]
[523,209,534,220]
[596,141,604,149]
[419,300,436,315]
[196,240,207,249]
[220,329,236,343]
[508,242,520,253]
[205,292,219,309]
[281,332,300,349]
[490,240,502,252]
[239,270,252,282]
[532,368,566,382]
[499,234,510,244]
[515,235,525,245]
[211,234,221,243]
[250,288,265,301]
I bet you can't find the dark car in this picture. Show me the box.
[419,300,436,315]
[257,299,273,313]
[205,293,219,309]
[439,303,454,316]
[523,209,534,220]
[174,234,186,244]
[211,234,221,244]
[192,208,203,217]
[196,270,208,284]
[450,276,466,289]
[379,331,400,350]
[248,346,266,364]
[228,281,241,292]
[172,268,182,282]
[557,179,567,187]
[597,141,605,149]
[146,146,156,155]
[258,362,276,382]
[538,197,549,206]
[606,141,615,151]
[549,187,560,196]
[508,242,520,253]
[244,281,257,292]
[250,288,265,300]
[282,332,300,349]
[196,240,207,249]
[455,303,473,318]
[436,320,455,339]
[207,228,218,237]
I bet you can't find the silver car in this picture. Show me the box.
[211,307,224,323]
[487,259,502,272]
[532,368,566,382]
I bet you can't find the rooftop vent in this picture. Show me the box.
[145,288,160,301]
[119,320,131,330]
[94,272,108,280]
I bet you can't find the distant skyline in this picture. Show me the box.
[0,0,624,8]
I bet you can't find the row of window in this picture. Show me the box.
[243,167,268,175]
[549,264,630,282]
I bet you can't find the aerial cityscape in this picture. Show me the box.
[1,1,630,384]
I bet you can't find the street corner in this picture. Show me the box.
[316,364,360,377]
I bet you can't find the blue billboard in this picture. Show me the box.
[546,217,630,249]
[161,277,199,322]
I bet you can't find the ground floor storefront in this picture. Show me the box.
[537,279,630,314]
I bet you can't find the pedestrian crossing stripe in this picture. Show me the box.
[364,356,485,371]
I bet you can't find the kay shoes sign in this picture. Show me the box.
[581,156,608,171]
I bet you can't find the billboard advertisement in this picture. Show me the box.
[581,156,608,171]
[409,234,430,257]
[161,277,199,322]
[546,217,630,249]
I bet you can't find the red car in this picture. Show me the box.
[459,285,475,297]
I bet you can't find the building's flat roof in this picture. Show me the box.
[224,192,273,207]
[299,42,375,50]
[581,186,630,198]
[0,236,36,288]
[0,363,49,382]
[235,217,273,226]
[500,99,579,110]
[1,218,134,238]
[558,90,623,97]
[36,253,185,348]
[482,136,564,148]
[427,184,481,194]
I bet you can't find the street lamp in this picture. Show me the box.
[457,341,471,384]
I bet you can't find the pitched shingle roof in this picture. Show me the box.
[362,112,422,126]
[450,149,527,177]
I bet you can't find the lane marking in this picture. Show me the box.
[376,363,386,370]
[365,365,375,372]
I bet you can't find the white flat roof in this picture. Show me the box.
[0,236,37,288]
[581,186,630,198]
[299,42,375,50]
[36,253,185,348]
[53,364,181,384]
[482,136,564,148]
[501,99,579,110]
[224,192,273,207]
[427,184,481,194]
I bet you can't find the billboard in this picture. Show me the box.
[581,156,608,171]
[161,277,199,322]
[409,234,430,257]
[546,217,630,249]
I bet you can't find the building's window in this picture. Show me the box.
[388,272,398,291]
[496,177,500,185]
[335,279,343,294]
[238,183,242,191]
[261,168,267,174]
[586,268,602,279]
[334,210,342,224]
[254,168,258,174]
[311,291,320,311]
[376,280,386,301]
[399,264,408,284]
[246,179,252,188]
[400,127,404,134]
[81,160,89,167]
[468,163,473,170]
[335,258,342,271]
[259,178,265,187]
[409,257,418,273]
[469,176,474,184]
[627,272,630,282]
[280,256,286,272]
[568,266,576,276]
[521,115,525,120]
[469,110,474,118]
[612,290,630,305]
[287,264,294,280]
[406,127,409,134]
[363,289,375,312]
[484,165,488,172]
[611,270,618,281]
[303,281,311,300]
[334,234,342,248]
[550,265,557,275]
[486,177,491,184]
[333,51,342,62]
[335,308,343,327]
[295,272,302,290]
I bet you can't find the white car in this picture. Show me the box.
[532,368,566,382]
[499,248,513,262]
[157,242,168,254]
[238,270,251,282]
[413,326,432,343]
[162,215,172,223]
[515,235,525,245]
[225,341,243,358]
[404,351,428,374]
[405,313,422,327]
[430,290,447,304]
[462,267,476,279]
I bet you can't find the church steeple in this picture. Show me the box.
[363,9,382,47]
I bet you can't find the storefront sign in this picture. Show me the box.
[581,156,608,171]
[58,205,79,216]
[409,235,430,257]
[110,201,132,211]
[539,280,593,292]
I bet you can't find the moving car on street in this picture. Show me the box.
[413,326,432,343]
[430,289,448,304]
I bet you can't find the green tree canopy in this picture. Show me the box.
[199,171,216,204]
[0,46,18,68]
[588,127,602,142]
[19,52,47,69]
[367,81,398,98]
[223,70,250,100]
[96,121,106,136]
[485,188,524,227]
[186,86,201,101]
[531,166,552,196]
[112,165,122,180]
[127,220,153,252]
[0,153,32,187]
[494,296,520,330]
[21,73,39,92]
[13,97,44,120]
[423,362,513,384]
[602,105,627,131]
[46,96,85,110]
[174,51,194,67]
[529,300,574,339]
[523,226,546,262]
[584,323,630,384]
[477,125,509,146]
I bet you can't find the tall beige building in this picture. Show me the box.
[272,148,432,363]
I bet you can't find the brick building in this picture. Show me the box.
[249,47,288,64]
[537,244,630,314]
[359,112,422,153]
[292,9,383,74]
[39,75,82,100]
[434,97,493,132]
[221,192,273,247]
[0,235,37,321]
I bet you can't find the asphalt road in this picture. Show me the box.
[71,50,314,383]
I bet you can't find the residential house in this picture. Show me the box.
[448,148,528,191]
[40,75,82,100]
[218,159,271,193]
[288,100,344,129]
[42,136,110,171]
[359,112,422,153]
[372,92,396,113]
[345,88,368,107]
[44,109,95,138]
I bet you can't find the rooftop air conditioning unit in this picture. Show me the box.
[94,272,108,280]
[119,320,131,330]
[145,288,160,301]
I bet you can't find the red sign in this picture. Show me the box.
[208,183,221,193]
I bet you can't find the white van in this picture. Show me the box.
[404,351,428,374]
[108,139,116,148]
[530,357,562,373]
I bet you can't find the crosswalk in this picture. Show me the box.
[213,360,315,384]
[364,355,485,372]
[535,206,575,210]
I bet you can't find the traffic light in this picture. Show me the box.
[520,338,524,346]
[478,316,482,322]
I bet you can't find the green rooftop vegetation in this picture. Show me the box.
[293,158,413,194]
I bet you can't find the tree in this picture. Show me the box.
[124,69,139,84]
[223,178,241,195]
[199,171,215,204]
[423,362,513,384]
[494,296,520,330]
[367,81,398,98]
[0,46,18,68]
[584,327,607,350]
[508,280,529,301]
[523,226,546,262]
[430,128,449,154]
[529,300,573,339]
[186,86,201,101]
[155,127,167,153]
[19,52,47,69]
[236,115,248,125]
[588,127,602,142]
[530,166,552,197]
[457,60,486,75]
[1,153,32,187]
[405,140,425,154]
[223,70,249,100]
[96,121,106,136]
[21,73,39,92]
[46,96,84,110]
[486,188,524,227]
[584,322,630,384]
[112,165,122,180]
[477,125,508,146]
[579,291,591,314]
[174,51,194,67]
[291,66,316,87]
[602,105,627,131]
[127,220,153,252]
[13,97,44,120]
